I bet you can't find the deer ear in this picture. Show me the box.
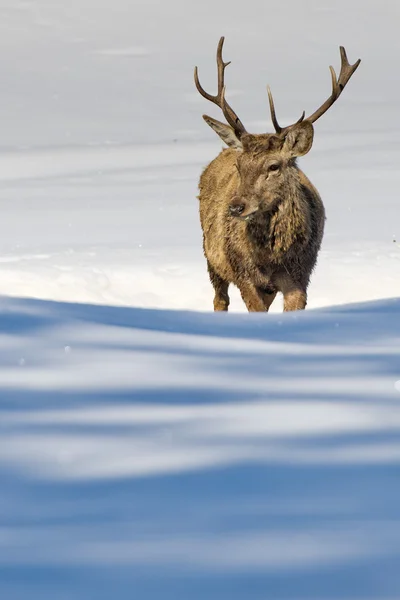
[282,121,314,157]
[202,115,243,149]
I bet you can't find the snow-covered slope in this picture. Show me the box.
[1,1,400,598]
[0,0,399,310]
[1,296,400,599]
[1,140,400,312]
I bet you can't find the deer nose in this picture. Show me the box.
[229,203,245,217]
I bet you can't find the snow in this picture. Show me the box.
[1,297,400,598]
[0,0,400,598]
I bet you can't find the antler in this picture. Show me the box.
[267,84,305,134]
[194,37,247,139]
[306,46,361,123]
[267,46,361,134]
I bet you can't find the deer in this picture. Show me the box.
[194,38,360,312]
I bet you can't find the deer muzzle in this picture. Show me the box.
[229,196,259,219]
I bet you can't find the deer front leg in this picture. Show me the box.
[238,282,270,312]
[207,261,230,311]
[281,281,307,311]
[283,289,307,311]
[274,273,307,312]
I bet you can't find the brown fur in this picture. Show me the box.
[198,122,325,312]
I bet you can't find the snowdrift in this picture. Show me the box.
[1,296,399,598]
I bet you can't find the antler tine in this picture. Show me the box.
[267,85,305,135]
[193,38,228,103]
[216,37,231,95]
[338,46,362,88]
[194,37,247,138]
[194,66,214,102]
[306,46,361,124]
[296,111,306,124]
[267,86,282,133]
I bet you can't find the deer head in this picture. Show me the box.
[195,38,360,219]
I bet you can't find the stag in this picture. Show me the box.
[194,38,360,312]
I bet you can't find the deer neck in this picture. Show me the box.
[248,168,310,257]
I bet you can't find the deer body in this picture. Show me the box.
[199,145,325,311]
[195,38,360,312]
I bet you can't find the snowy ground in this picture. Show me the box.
[1,296,400,599]
[1,0,400,598]
[1,140,400,312]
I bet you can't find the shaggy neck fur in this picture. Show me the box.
[247,165,310,258]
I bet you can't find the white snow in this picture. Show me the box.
[0,0,400,598]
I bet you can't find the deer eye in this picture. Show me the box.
[269,163,280,172]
